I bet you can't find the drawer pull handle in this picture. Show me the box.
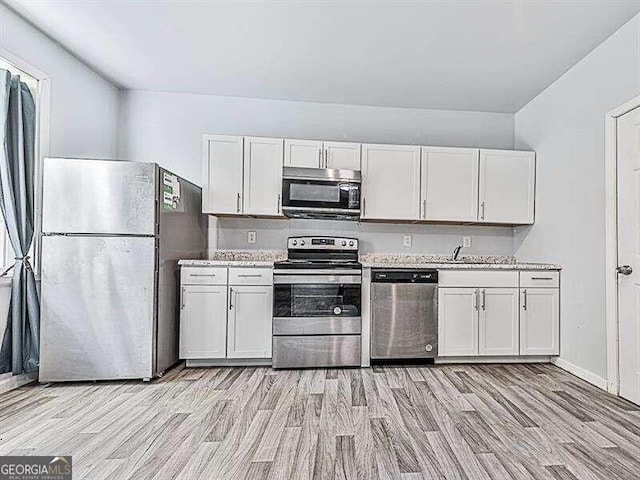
[238,274,262,278]
[189,274,216,277]
[531,277,553,280]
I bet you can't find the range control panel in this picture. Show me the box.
[287,236,358,251]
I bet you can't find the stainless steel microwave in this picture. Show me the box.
[281,167,361,220]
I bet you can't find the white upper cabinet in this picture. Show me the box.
[203,133,536,225]
[361,144,421,220]
[284,139,323,168]
[285,139,361,170]
[421,147,479,221]
[479,149,535,224]
[203,135,244,214]
[324,141,361,170]
[243,137,284,216]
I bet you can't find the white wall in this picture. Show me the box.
[514,14,640,380]
[217,218,514,256]
[118,89,514,185]
[0,4,120,158]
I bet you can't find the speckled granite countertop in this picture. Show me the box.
[178,250,286,267]
[179,251,560,270]
[359,253,561,270]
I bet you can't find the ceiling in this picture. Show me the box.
[6,0,640,113]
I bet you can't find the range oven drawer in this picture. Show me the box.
[272,335,361,369]
[273,316,361,335]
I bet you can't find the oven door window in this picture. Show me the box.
[282,179,360,210]
[274,284,361,317]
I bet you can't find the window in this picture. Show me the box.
[0,54,48,276]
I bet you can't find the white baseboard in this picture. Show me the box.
[436,355,551,364]
[551,357,607,390]
[0,371,37,394]
[186,358,271,367]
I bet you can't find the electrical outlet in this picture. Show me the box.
[247,231,257,244]
[463,236,471,248]
[403,235,412,247]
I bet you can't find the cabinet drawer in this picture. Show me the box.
[229,267,273,285]
[520,271,559,288]
[181,267,228,285]
[438,270,518,288]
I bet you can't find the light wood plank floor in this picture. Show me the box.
[1,363,639,479]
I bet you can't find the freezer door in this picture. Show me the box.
[39,235,157,381]
[42,158,157,235]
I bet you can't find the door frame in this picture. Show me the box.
[605,93,640,394]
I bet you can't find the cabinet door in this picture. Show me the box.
[284,139,323,168]
[520,288,559,355]
[180,285,227,359]
[438,288,479,356]
[203,135,244,214]
[243,137,284,216]
[325,141,361,170]
[421,147,479,221]
[479,288,519,356]
[361,144,421,220]
[227,285,273,358]
[479,149,535,224]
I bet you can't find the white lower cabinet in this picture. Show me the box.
[180,285,228,359]
[438,288,479,356]
[479,288,519,356]
[227,285,273,358]
[438,270,559,359]
[520,287,560,355]
[180,267,273,361]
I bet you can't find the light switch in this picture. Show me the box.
[403,235,412,247]
[248,231,257,244]
[463,236,471,248]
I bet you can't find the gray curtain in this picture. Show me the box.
[0,68,39,375]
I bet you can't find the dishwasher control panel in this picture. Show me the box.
[372,270,438,283]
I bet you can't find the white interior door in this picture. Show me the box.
[618,106,640,405]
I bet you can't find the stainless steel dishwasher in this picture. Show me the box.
[371,270,438,359]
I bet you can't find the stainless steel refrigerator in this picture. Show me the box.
[39,158,206,382]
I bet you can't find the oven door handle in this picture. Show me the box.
[273,274,362,284]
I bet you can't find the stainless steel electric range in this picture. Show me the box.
[272,236,362,369]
